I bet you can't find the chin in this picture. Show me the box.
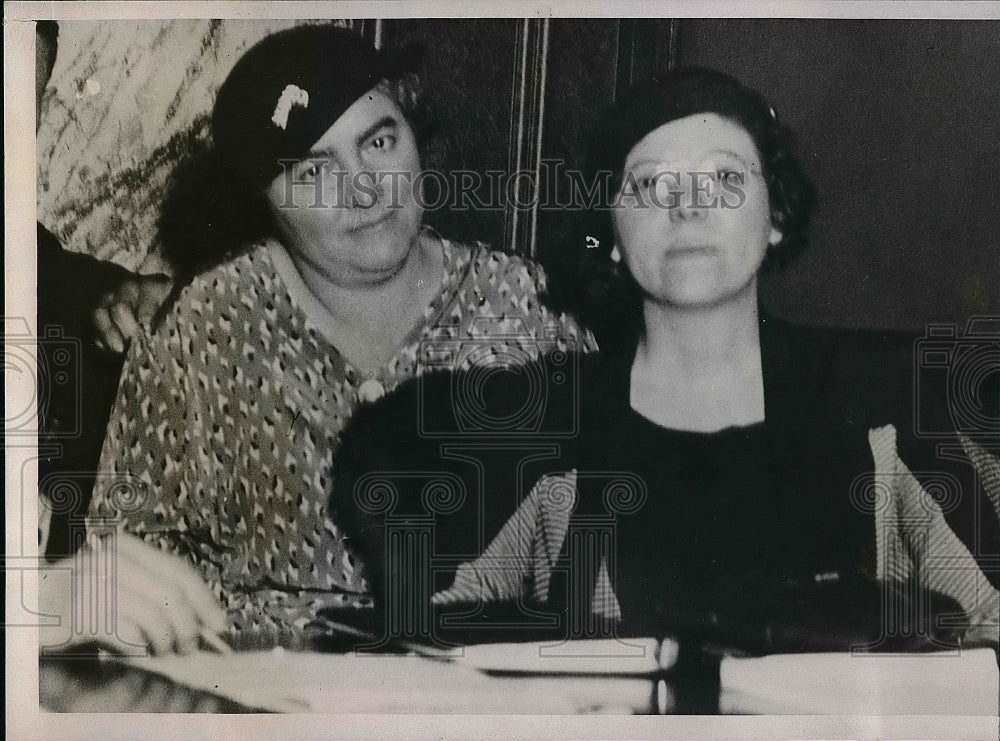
[654,279,754,309]
[664,293,730,309]
[649,258,759,308]
[355,246,410,274]
[351,230,416,271]
[655,275,720,305]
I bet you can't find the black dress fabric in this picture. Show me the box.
[333,313,999,641]
[597,417,783,624]
[569,329,881,637]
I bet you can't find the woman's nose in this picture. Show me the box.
[669,197,709,223]
[669,172,714,222]
[344,168,382,209]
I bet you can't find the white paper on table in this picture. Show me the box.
[719,648,1000,715]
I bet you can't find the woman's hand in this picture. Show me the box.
[39,532,228,656]
[92,273,172,353]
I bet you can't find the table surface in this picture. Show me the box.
[38,648,717,714]
[40,655,269,713]
[39,645,1000,715]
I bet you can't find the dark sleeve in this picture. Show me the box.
[37,224,131,558]
[333,372,484,601]
[37,223,131,340]
[333,359,584,603]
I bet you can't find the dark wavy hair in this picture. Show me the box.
[541,67,817,351]
[159,70,438,288]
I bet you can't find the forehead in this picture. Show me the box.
[625,113,759,165]
[307,87,406,152]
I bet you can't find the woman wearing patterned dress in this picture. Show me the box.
[82,25,592,653]
[335,68,999,650]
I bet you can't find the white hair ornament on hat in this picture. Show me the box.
[271,84,310,130]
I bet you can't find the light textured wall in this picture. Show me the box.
[36,19,343,274]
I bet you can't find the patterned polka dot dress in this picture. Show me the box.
[90,233,594,649]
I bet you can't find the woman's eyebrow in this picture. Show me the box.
[706,149,756,166]
[355,116,398,147]
[300,146,337,163]
[303,147,339,162]
[625,149,757,168]
[303,117,399,159]
[624,156,673,168]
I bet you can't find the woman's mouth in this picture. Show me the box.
[666,245,716,258]
[346,209,393,233]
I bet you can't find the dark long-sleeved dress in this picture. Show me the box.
[335,315,1000,646]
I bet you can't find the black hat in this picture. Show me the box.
[212,24,416,187]
[586,67,777,189]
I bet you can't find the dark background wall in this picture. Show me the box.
[386,18,999,332]
[48,19,995,333]
[678,19,1000,331]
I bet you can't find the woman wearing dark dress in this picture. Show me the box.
[333,68,999,649]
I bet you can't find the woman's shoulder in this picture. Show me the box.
[764,316,916,386]
[446,239,548,291]
[156,245,275,327]
[762,315,948,432]
[765,314,916,357]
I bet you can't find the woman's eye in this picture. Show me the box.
[300,163,320,181]
[716,168,746,185]
[368,134,396,152]
[635,172,661,190]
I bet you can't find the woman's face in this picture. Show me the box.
[612,113,781,309]
[263,88,424,287]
